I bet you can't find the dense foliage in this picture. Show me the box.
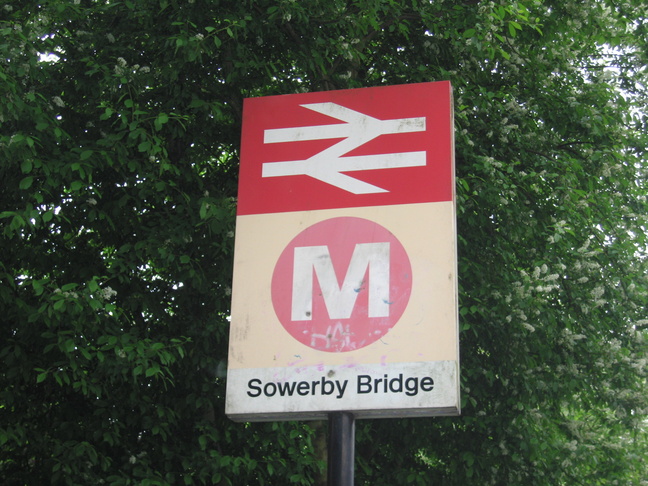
[1,0,647,484]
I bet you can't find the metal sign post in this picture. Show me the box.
[328,412,355,486]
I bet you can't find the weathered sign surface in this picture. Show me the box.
[226,81,459,421]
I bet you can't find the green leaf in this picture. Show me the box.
[154,113,169,131]
[32,279,42,294]
[198,435,207,450]
[53,299,66,311]
[70,180,84,191]
[145,363,160,377]
[138,140,152,152]
[508,21,522,38]
[21,159,33,173]
[19,176,34,190]
[199,201,209,219]
[463,28,476,38]
[79,347,92,360]
[88,279,100,293]
[99,107,113,120]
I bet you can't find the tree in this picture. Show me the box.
[1,0,646,484]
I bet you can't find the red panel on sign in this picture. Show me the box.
[237,82,453,215]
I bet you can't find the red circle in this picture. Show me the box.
[271,217,412,352]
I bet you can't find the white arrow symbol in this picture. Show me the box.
[261,103,426,194]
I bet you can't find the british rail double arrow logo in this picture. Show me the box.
[261,103,427,194]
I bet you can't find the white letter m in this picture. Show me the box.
[291,243,390,321]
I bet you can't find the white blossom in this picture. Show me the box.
[591,286,605,299]
[101,286,117,300]
[522,322,535,333]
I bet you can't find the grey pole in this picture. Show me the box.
[327,412,355,486]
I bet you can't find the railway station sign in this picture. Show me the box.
[226,81,459,421]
